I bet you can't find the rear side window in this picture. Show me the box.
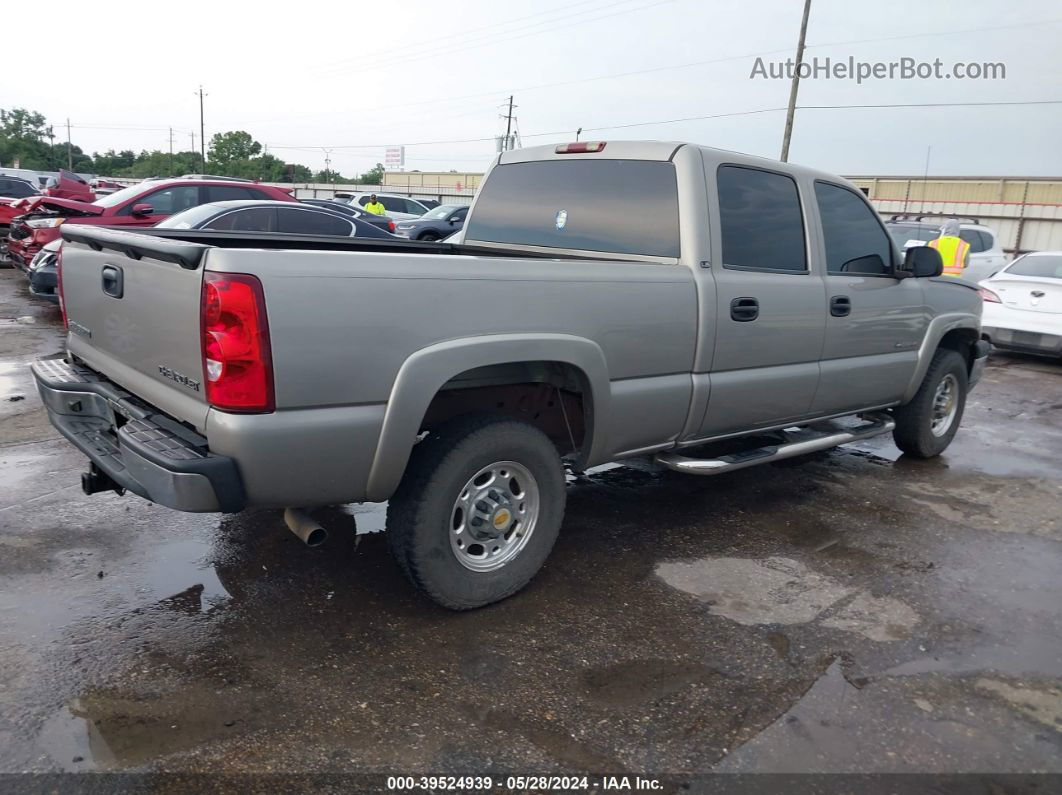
[206,185,257,202]
[0,179,35,198]
[960,229,990,253]
[277,208,351,236]
[815,181,893,275]
[464,160,680,257]
[718,165,806,272]
[1005,254,1062,279]
[208,207,277,232]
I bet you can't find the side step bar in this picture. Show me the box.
[654,412,895,476]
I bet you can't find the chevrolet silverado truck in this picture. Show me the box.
[32,141,989,609]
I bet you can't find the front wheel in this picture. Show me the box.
[892,348,968,458]
[417,232,441,241]
[386,415,566,610]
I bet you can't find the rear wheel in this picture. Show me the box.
[386,415,566,610]
[892,348,968,458]
[418,232,441,241]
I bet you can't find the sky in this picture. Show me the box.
[6,0,1062,178]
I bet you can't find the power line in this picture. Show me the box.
[320,0,606,68]
[246,16,1062,129]
[264,98,1062,152]
[319,0,673,77]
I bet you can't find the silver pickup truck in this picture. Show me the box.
[33,140,989,609]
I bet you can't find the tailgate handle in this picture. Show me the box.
[101,264,124,299]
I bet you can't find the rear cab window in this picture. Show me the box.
[464,159,680,258]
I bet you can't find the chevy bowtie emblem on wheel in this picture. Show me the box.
[555,209,567,230]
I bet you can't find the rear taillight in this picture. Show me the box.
[978,287,1001,303]
[388,220,396,233]
[200,272,274,413]
[555,141,606,154]
[56,244,68,328]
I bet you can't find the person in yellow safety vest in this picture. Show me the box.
[927,219,970,277]
[364,194,386,216]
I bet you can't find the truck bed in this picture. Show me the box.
[61,225,619,267]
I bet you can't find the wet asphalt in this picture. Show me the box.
[0,267,1059,777]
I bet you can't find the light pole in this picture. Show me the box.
[780,0,812,162]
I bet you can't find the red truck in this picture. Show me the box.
[5,177,296,268]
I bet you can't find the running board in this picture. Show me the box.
[654,412,895,475]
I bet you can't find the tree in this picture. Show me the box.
[208,130,262,167]
[358,162,385,185]
[314,169,342,183]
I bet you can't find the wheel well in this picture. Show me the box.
[420,361,590,459]
[937,328,979,372]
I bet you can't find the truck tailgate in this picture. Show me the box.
[59,226,211,430]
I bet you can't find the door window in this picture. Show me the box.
[717,165,807,272]
[121,185,201,216]
[815,182,893,275]
[450,208,468,223]
[207,207,277,232]
[277,208,352,236]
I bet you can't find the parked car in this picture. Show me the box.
[0,176,40,246]
[91,178,126,196]
[0,175,39,200]
[884,216,1007,284]
[4,178,296,268]
[40,169,95,202]
[156,200,396,239]
[300,198,396,234]
[979,251,1062,358]
[394,204,469,240]
[340,192,431,220]
[34,140,987,610]
[26,238,61,303]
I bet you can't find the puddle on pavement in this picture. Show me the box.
[715,658,861,772]
[656,556,919,641]
[139,538,229,611]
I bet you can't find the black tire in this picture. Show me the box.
[386,414,566,610]
[892,348,968,458]
[417,232,441,241]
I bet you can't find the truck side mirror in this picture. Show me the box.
[130,203,154,217]
[903,245,943,278]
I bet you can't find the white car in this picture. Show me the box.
[337,193,431,220]
[885,217,1008,284]
[979,252,1062,359]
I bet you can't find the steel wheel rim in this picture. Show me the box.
[450,461,540,572]
[930,373,959,437]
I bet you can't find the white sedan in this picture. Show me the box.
[979,252,1062,359]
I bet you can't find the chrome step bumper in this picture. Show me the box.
[654,412,895,475]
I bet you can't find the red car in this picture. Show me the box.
[41,169,95,202]
[6,178,296,268]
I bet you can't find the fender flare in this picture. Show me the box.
[902,312,981,403]
[365,333,611,502]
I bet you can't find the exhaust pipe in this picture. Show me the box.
[283,508,328,547]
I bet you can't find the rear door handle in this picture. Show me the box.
[101,264,124,299]
[730,296,759,322]
[830,295,851,317]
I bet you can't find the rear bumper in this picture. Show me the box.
[31,355,245,512]
[982,326,1062,357]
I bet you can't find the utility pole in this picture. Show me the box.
[504,95,514,151]
[576,127,582,142]
[47,126,56,170]
[779,0,812,162]
[66,118,73,170]
[196,85,206,168]
[168,127,174,175]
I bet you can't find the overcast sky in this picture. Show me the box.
[7,0,1061,177]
